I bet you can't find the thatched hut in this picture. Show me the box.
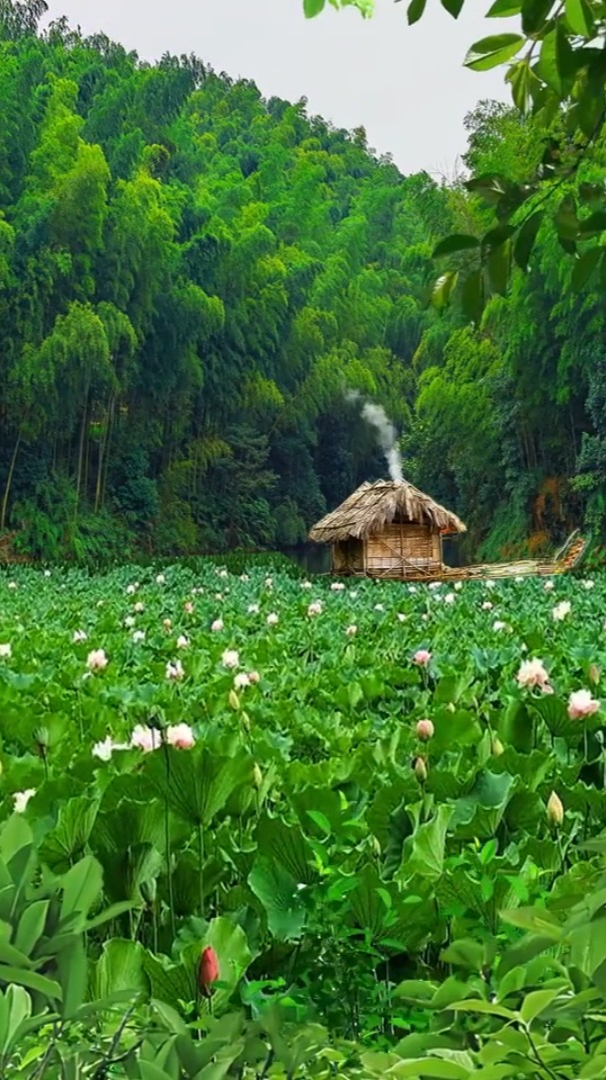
[309,479,466,579]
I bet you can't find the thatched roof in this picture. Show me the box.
[309,480,466,542]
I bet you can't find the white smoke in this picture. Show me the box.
[346,390,404,483]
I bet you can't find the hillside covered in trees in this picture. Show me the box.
[0,0,603,561]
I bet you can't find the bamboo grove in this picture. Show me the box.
[1,0,606,561]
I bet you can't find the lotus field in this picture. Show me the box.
[2,559,606,1077]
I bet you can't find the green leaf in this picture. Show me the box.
[257,814,316,884]
[555,194,579,241]
[578,212,606,237]
[432,234,480,257]
[487,0,522,14]
[464,34,524,72]
[440,0,464,16]
[0,966,62,1001]
[571,246,601,289]
[248,857,306,940]
[461,269,484,323]
[14,900,49,958]
[147,745,252,827]
[522,0,555,34]
[431,271,459,309]
[407,0,427,24]
[405,805,454,881]
[440,939,484,971]
[92,938,146,999]
[201,916,252,1014]
[60,856,103,926]
[303,0,326,16]
[487,239,512,295]
[520,987,561,1024]
[565,0,594,36]
[450,998,517,1019]
[537,24,576,94]
[514,210,544,269]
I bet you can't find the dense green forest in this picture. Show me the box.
[0,0,604,562]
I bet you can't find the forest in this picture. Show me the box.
[0,0,604,562]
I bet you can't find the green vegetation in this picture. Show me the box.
[4,1,606,560]
[1,564,606,1075]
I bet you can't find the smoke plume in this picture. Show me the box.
[346,390,403,483]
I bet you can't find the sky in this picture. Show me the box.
[44,0,511,176]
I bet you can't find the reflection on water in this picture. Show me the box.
[283,544,331,575]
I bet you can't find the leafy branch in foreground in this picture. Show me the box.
[305,0,606,319]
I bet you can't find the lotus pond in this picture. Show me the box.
[2,559,606,1078]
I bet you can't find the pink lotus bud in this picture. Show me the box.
[416,719,434,742]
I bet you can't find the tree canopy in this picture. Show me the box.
[1,0,606,561]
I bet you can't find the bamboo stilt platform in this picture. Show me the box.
[341,532,588,583]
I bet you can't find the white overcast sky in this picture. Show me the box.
[44,0,510,176]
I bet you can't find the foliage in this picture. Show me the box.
[308,0,606,327]
[1,563,606,1071]
[0,0,451,561]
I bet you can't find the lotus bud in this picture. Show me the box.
[241,711,251,732]
[34,727,49,750]
[546,791,564,828]
[253,763,263,788]
[141,878,157,905]
[198,945,219,997]
[228,689,240,711]
[491,737,505,757]
[446,702,456,714]
[371,835,381,856]
[413,756,427,783]
[590,664,601,686]
[416,719,434,742]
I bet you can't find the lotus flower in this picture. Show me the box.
[413,649,432,667]
[87,649,108,671]
[13,789,36,813]
[516,658,550,691]
[222,649,239,669]
[567,689,600,720]
[166,723,195,749]
[130,725,161,753]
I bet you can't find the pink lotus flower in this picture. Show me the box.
[567,689,600,720]
[331,582,345,592]
[184,601,194,614]
[211,619,224,633]
[248,670,261,684]
[166,659,184,681]
[166,723,195,749]
[413,649,432,667]
[130,725,161,752]
[516,658,550,691]
[222,648,239,669]
[307,601,323,617]
[416,719,434,741]
[481,601,493,611]
[87,649,108,671]
[234,672,250,690]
